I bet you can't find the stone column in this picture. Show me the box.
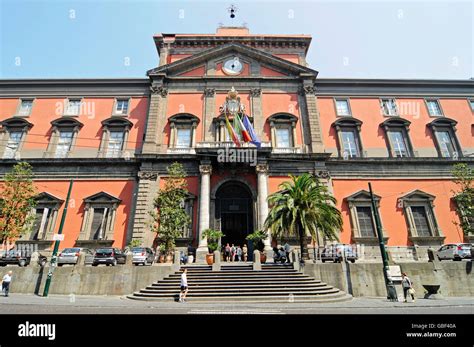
[196,164,212,263]
[142,84,168,154]
[203,88,215,142]
[298,83,324,153]
[250,88,263,138]
[256,163,272,256]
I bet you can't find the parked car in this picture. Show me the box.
[0,250,47,267]
[437,243,472,261]
[58,248,94,266]
[92,248,126,266]
[131,247,155,266]
[321,244,357,263]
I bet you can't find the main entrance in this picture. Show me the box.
[214,181,254,257]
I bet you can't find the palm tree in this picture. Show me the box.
[264,173,342,260]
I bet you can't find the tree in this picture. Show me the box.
[452,163,473,236]
[0,162,37,245]
[264,173,342,260]
[150,162,191,255]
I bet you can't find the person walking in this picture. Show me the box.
[1,271,12,297]
[401,272,415,303]
[284,242,291,263]
[236,246,242,262]
[242,244,248,262]
[224,243,231,262]
[231,244,236,262]
[179,268,188,303]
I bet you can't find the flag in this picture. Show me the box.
[232,114,242,141]
[243,114,261,148]
[236,113,252,142]
[225,115,241,147]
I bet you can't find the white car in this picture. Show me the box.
[437,243,471,261]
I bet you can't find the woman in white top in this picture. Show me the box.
[1,271,12,297]
[179,268,188,303]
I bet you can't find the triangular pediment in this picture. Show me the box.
[400,190,436,201]
[147,43,318,78]
[35,192,64,204]
[84,191,122,204]
[345,190,381,202]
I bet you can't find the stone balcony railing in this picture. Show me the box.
[195,141,272,149]
[272,147,302,154]
[166,147,196,154]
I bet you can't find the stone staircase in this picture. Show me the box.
[128,263,352,303]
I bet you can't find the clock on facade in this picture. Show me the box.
[222,57,243,75]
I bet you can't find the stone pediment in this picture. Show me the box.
[83,191,122,204]
[147,42,318,78]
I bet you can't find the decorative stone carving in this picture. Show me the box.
[299,85,316,95]
[138,171,158,180]
[150,85,168,97]
[250,88,261,97]
[315,170,330,179]
[199,165,212,175]
[256,163,269,174]
[204,88,215,97]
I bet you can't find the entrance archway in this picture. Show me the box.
[214,181,255,259]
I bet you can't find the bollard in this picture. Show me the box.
[212,250,221,271]
[253,250,261,271]
[125,251,134,266]
[76,252,86,266]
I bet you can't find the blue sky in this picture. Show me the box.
[0,0,472,79]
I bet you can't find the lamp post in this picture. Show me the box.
[43,179,74,297]
[368,182,398,301]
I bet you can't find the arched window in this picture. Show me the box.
[267,113,298,150]
[428,118,462,158]
[0,118,33,159]
[99,117,133,158]
[332,117,364,158]
[46,117,83,159]
[168,114,199,149]
[380,118,414,158]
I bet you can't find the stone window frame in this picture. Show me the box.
[380,117,414,158]
[112,97,131,116]
[168,113,199,148]
[468,99,474,113]
[332,117,364,158]
[78,192,122,242]
[399,190,445,245]
[380,97,399,117]
[45,117,84,159]
[15,98,35,117]
[22,192,64,241]
[267,113,298,149]
[425,98,445,117]
[63,97,84,117]
[427,117,463,159]
[98,117,133,158]
[345,190,388,245]
[333,97,352,117]
[0,117,33,159]
[179,192,196,239]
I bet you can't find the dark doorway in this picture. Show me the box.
[215,182,254,259]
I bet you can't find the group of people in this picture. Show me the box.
[223,243,248,262]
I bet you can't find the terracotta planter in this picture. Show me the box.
[206,254,214,265]
[158,255,165,263]
[165,255,173,263]
[260,253,267,264]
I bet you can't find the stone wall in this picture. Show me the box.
[303,261,474,298]
[6,264,175,296]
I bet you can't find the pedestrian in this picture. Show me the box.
[242,244,248,262]
[401,272,415,303]
[225,243,231,262]
[179,268,188,303]
[284,242,291,263]
[231,244,236,262]
[1,271,12,297]
[236,246,242,262]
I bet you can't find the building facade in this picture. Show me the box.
[0,27,472,262]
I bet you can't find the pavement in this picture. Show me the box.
[0,293,473,314]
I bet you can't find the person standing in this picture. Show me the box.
[401,272,415,303]
[242,244,248,262]
[231,244,236,262]
[1,271,12,297]
[236,246,242,262]
[179,268,188,303]
[224,243,231,262]
[284,242,291,263]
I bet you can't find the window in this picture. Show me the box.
[65,99,81,116]
[176,128,192,148]
[106,131,125,158]
[18,99,33,116]
[356,206,376,237]
[275,127,291,148]
[340,130,360,158]
[333,118,364,158]
[55,130,73,158]
[90,207,111,240]
[345,190,385,244]
[399,190,445,246]
[380,118,413,158]
[31,208,54,240]
[114,99,129,115]
[3,131,23,159]
[428,118,462,159]
[335,99,351,116]
[426,100,443,116]
[381,98,398,116]
[387,130,410,157]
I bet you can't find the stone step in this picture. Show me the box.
[168,272,308,278]
[153,279,321,286]
[173,269,299,275]
[142,285,334,294]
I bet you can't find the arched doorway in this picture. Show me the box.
[214,181,255,258]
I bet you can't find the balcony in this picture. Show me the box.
[167,147,196,154]
[196,141,271,149]
[272,147,302,154]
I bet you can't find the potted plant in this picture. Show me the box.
[158,244,166,263]
[202,229,224,265]
[246,230,268,263]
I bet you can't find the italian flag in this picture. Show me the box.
[236,113,252,142]
[225,115,241,147]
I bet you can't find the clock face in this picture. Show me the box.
[222,58,243,75]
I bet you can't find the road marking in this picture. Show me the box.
[188,310,284,315]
